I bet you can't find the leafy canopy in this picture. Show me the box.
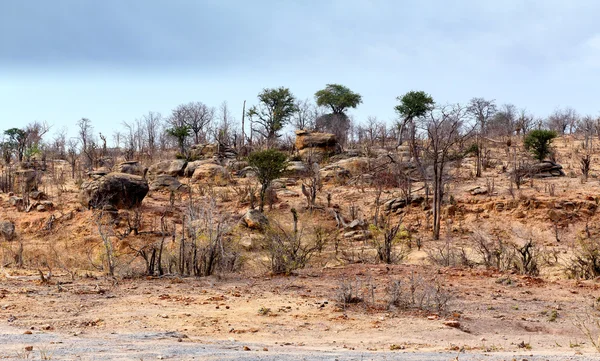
[523,129,557,161]
[395,91,435,121]
[314,84,362,115]
[248,149,288,186]
[247,87,297,139]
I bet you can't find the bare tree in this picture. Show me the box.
[171,102,214,144]
[421,105,473,240]
[77,118,95,169]
[467,98,496,177]
[292,98,319,131]
[546,107,578,135]
[142,111,162,160]
[214,101,236,146]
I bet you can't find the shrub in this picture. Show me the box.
[247,149,288,212]
[261,210,327,275]
[523,130,558,161]
[565,236,600,279]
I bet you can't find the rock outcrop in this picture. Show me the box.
[241,209,269,230]
[147,159,187,179]
[117,161,148,177]
[80,172,149,209]
[191,164,228,182]
[149,175,186,192]
[295,130,339,160]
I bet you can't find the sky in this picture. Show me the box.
[1,0,600,142]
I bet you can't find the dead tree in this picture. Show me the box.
[421,105,474,240]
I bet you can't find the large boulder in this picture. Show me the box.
[149,175,186,192]
[184,159,218,177]
[191,164,228,182]
[117,161,148,177]
[515,161,565,179]
[241,209,269,230]
[189,144,218,160]
[147,159,187,179]
[0,220,15,241]
[320,157,369,182]
[80,172,149,209]
[286,161,308,177]
[295,130,339,160]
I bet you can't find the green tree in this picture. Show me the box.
[247,87,297,141]
[4,128,27,162]
[523,129,558,161]
[395,91,435,146]
[248,149,288,212]
[314,84,362,115]
[166,125,191,156]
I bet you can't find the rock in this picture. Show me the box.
[295,130,337,150]
[443,320,460,328]
[0,221,16,241]
[277,189,299,198]
[343,230,372,240]
[9,196,23,207]
[242,209,269,230]
[149,175,185,191]
[469,187,487,196]
[515,161,565,179]
[286,161,308,177]
[80,172,149,209]
[29,191,48,200]
[116,161,148,177]
[271,179,286,190]
[320,157,369,182]
[345,219,367,231]
[237,166,257,178]
[36,201,54,212]
[147,159,187,179]
[295,130,339,160]
[191,164,228,182]
[189,143,218,160]
[184,159,218,177]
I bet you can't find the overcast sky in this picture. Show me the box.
[1,0,600,141]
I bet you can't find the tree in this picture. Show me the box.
[421,105,473,240]
[488,104,517,137]
[292,98,319,131]
[523,129,558,161]
[77,118,95,169]
[546,107,578,135]
[314,84,362,146]
[175,102,214,144]
[395,91,435,146]
[314,84,362,115]
[247,87,297,141]
[467,98,496,177]
[142,111,162,160]
[166,125,191,157]
[3,128,27,162]
[247,149,288,212]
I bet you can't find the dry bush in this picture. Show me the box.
[262,210,327,275]
[565,236,600,279]
[387,273,453,314]
[334,278,364,309]
[513,240,540,276]
[370,216,410,264]
[427,239,473,268]
[472,232,515,271]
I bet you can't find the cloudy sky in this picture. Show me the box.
[1,0,600,140]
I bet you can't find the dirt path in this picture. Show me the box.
[0,325,597,361]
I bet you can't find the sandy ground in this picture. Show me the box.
[2,264,600,360]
